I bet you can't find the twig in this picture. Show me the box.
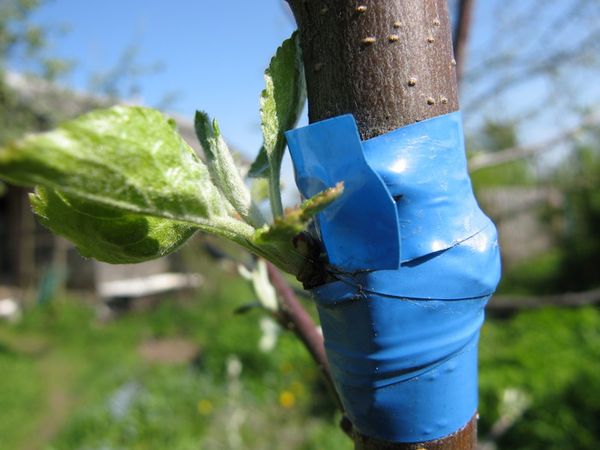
[265,261,352,436]
[453,0,476,86]
[463,28,600,112]
[201,242,352,434]
[468,114,600,172]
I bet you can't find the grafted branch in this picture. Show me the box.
[286,1,471,448]
[287,0,458,140]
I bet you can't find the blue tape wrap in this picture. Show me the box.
[285,112,501,443]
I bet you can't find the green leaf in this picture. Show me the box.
[0,105,227,221]
[247,145,269,178]
[253,182,343,244]
[260,32,306,216]
[0,106,257,240]
[251,177,270,203]
[194,111,265,227]
[31,187,196,264]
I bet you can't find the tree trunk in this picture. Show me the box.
[287,0,458,140]
[286,1,472,448]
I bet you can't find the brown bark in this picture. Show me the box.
[7,186,35,288]
[287,0,458,140]
[354,415,477,450]
[286,1,471,448]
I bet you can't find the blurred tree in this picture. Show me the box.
[469,120,534,190]
[0,0,72,142]
[0,0,71,78]
[455,0,600,133]
[545,130,600,291]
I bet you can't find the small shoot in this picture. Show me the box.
[255,32,306,218]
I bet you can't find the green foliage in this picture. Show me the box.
[0,33,338,276]
[0,341,43,450]
[0,0,71,78]
[469,120,534,190]
[496,250,563,295]
[194,110,265,227]
[0,106,225,221]
[544,136,600,291]
[0,277,348,450]
[30,187,196,263]
[253,32,306,217]
[3,288,599,449]
[471,160,534,191]
[253,182,343,245]
[0,0,73,143]
[479,121,519,152]
[0,106,228,262]
[479,307,600,449]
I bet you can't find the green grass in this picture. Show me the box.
[0,273,348,450]
[479,307,600,449]
[1,269,599,449]
[0,342,44,449]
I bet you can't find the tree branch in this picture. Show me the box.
[452,0,476,86]
[462,28,600,112]
[354,416,477,450]
[468,114,600,172]
[265,261,353,436]
[286,1,472,448]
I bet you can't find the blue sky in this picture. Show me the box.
[24,0,297,159]
[14,0,598,168]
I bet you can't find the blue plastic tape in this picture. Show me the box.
[285,112,501,443]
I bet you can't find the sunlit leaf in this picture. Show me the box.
[0,105,257,256]
[0,105,227,223]
[31,187,196,263]
[259,32,306,216]
[194,111,264,227]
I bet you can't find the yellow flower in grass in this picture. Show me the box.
[197,399,214,415]
[280,361,294,374]
[290,381,304,397]
[278,390,296,409]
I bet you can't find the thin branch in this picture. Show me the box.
[468,114,600,172]
[453,0,476,86]
[465,0,583,84]
[265,261,353,436]
[463,29,600,111]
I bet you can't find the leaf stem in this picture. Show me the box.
[268,170,284,219]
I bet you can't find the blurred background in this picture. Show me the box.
[0,1,599,449]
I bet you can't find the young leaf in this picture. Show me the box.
[194,111,265,227]
[259,32,306,216]
[0,106,231,226]
[31,187,197,264]
[253,182,343,244]
[251,177,270,203]
[0,105,262,258]
[247,145,269,178]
